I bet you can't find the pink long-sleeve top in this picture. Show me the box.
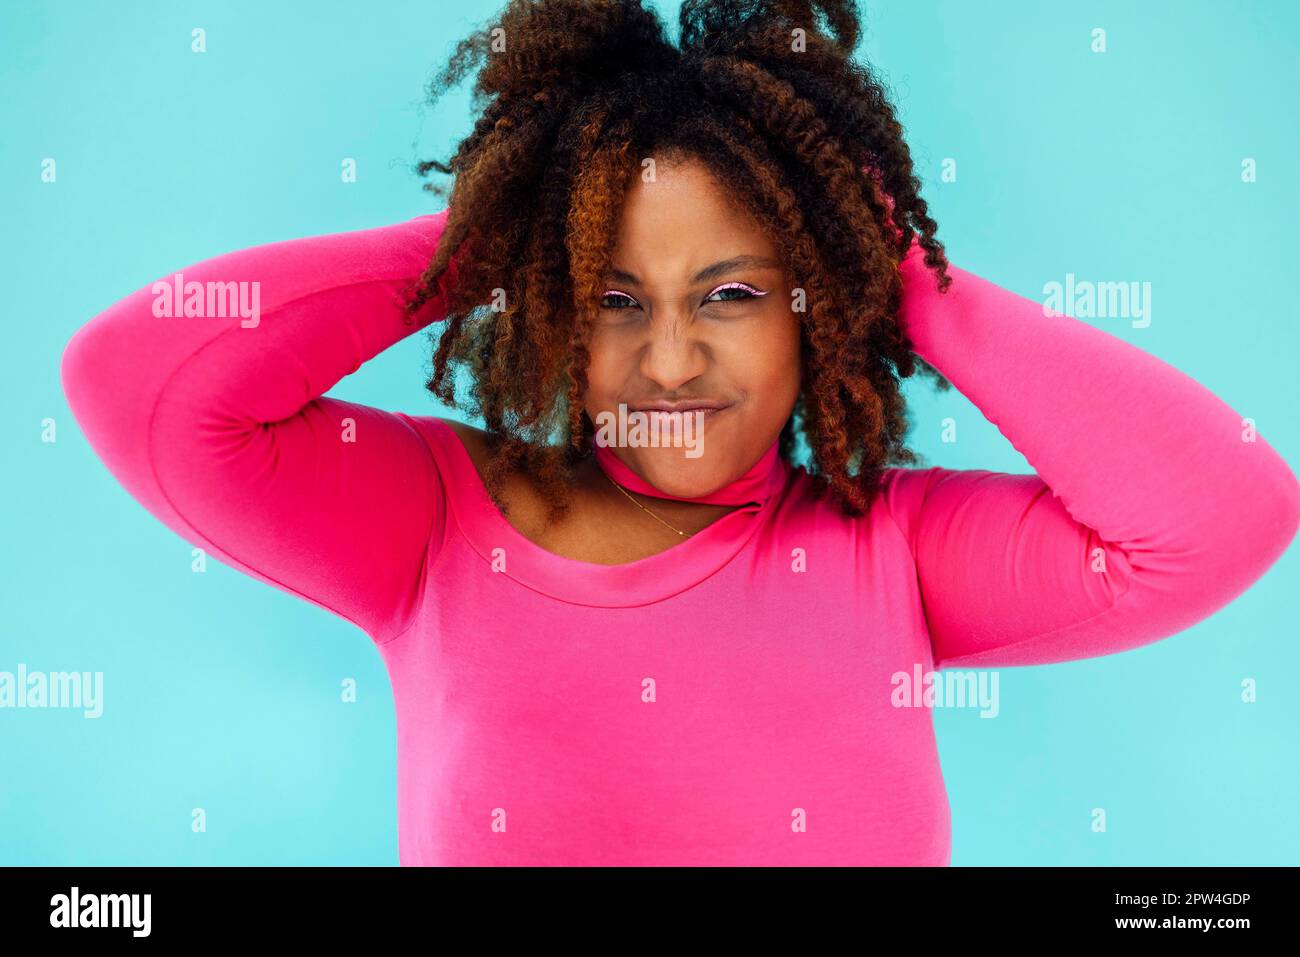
[60,209,1300,865]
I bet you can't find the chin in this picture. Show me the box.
[631,445,734,498]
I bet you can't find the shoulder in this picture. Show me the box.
[393,414,496,489]
[414,416,561,527]
[433,416,493,473]
[775,462,939,534]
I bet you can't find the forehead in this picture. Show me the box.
[609,157,779,280]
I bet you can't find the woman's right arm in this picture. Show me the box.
[60,209,459,644]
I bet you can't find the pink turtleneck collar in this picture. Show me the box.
[593,439,787,506]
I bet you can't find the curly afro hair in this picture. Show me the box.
[405,0,952,525]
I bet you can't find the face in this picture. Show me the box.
[581,155,802,498]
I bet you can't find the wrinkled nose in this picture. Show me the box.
[638,314,710,391]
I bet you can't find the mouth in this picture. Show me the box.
[628,400,732,414]
[629,402,734,428]
[649,408,727,431]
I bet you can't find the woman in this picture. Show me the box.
[60,0,1298,866]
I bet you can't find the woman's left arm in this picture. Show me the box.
[878,240,1300,670]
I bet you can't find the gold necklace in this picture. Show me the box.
[601,468,692,538]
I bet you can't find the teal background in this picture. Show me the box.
[2,0,1296,865]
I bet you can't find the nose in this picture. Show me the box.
[638,310,710,391]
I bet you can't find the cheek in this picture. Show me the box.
[580,336,621,406]
[581,318,801,407]
[725,317,801,398]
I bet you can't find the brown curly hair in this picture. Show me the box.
[404,0,952,524]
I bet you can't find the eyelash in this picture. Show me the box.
[599,282,768,311]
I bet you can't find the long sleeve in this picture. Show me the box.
[880,239,1300,669]
[60,210,458,644]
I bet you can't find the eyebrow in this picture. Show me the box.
[607,255,784,287]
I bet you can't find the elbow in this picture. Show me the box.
[60,312,128,441]
[59,306,149,464]
[61,280,167,442]
[60,318,103,428]
[1151,453,1300,622]
[1211,451,1300,589]
[1258,456,1300,557]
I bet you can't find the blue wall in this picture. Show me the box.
[2,0,1296,864]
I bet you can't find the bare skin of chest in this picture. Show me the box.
[442,419,741,565]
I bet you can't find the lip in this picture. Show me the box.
[628,400,732,414]
[637,406,733,434]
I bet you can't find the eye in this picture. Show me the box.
[703,282,767,305]
[599,290,640,310]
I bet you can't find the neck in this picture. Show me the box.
[592,439,785,507]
